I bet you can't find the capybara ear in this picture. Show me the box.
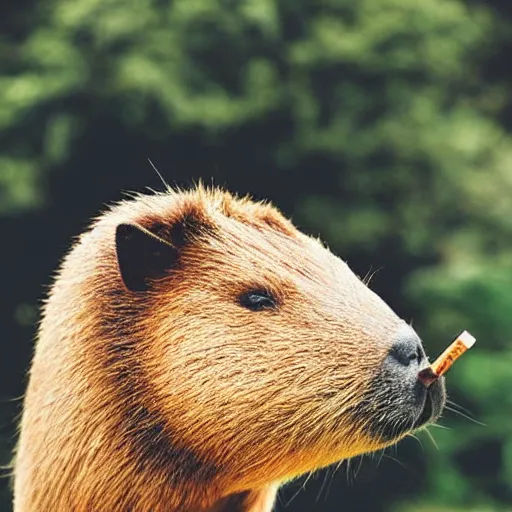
[115,223,180,292]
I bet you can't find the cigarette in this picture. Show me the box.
[418,331,476,387]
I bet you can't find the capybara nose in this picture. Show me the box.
[387,326,425,368]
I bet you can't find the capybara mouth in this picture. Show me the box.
[412,377,445,429]
[359,376,445,443]
[412,392,434,430]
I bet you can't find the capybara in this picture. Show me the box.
[13,185,445,512]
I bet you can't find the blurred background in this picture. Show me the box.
[1,0,512,510]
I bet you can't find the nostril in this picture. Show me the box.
[388,329,425,367]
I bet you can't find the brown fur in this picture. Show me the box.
[14,186,423,511]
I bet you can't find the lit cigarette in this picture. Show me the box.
[418,331,476,387]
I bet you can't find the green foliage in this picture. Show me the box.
[2,0,512,510]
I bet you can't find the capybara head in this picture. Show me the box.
[14,185,445,510]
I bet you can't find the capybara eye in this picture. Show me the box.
[239,290,277,311]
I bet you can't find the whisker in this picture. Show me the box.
[428,423,451,431]
[376,447,386,468]
[4,395,24,403]
[355,454,364,479]
[446,399,481,420]
[444,406,486,426]
[382,454,407,469]
[423,428,439,450]
[362,266,383,286]
[284,472,312,507]
[362,266,373,285]
[345,458,352,485]
[407,433,424,452]
[275,487,284,508]
[325,462,340,498]
[147,158,171,191]
[316,468,330,502]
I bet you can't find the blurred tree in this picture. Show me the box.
[2,0,512,511]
